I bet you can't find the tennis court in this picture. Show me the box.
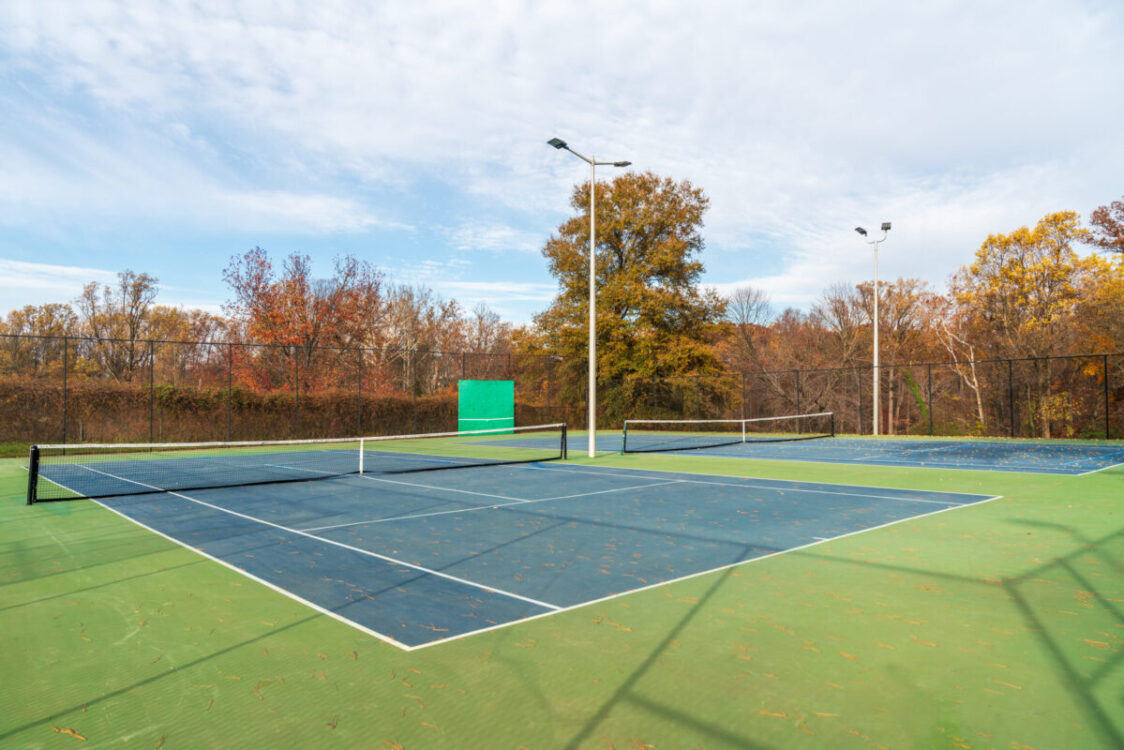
[5,415,1122,749]
[25,430,996,649]
[619,435,1124,474]
[605,414,1124,474]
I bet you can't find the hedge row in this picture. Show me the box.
[0,377,578,445]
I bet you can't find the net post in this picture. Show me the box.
[561,424,568,460]
[830,412,836,438]
[620,422,627,454]
[359,438,365,475]
[26,445,39,505]
[741,419,746,443]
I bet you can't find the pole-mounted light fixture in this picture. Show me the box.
[547,137,632,458]
[855,222,891,435]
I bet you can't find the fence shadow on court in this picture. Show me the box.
[550,508,1123,748]
[561,565,772,750]
[780,517,1124,748]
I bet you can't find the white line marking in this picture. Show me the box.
[897,444,962,455]
[40,459,1011,652]
[531,464,969,505]
[74,464,561,613]
[355,473,532,502]
[1075,460,1124,476]
[408,493,1007,650]
[531,461,1002,498]
[34,471,412,650]
[300,480,684,532]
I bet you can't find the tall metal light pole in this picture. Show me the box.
[854,222,891,436]
[548,137,631,457]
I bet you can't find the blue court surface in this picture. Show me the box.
[60,460,997,649]
[549,434,1124,475]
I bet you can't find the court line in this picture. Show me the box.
[48,461,1006,652]
[34,472,413,651]
[300,480,684,532]
[530,464,973,506]
[896,444,962,455]
[407,491,1007,651]
[619,448,1095,474]
[1074,459,1124,476]
[622,442,1119,475]
[74,464,561,614]
[356,473,533,502]
[261,462,535,503]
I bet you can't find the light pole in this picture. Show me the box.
[548,137,631,457]
[854,222,891,436]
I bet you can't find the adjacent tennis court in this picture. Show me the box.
[25,428,996,648]
[606,413,1124,474]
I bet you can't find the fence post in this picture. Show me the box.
[796,369,802,414]
[1105,354,1111,439]
[687,375,696,422]
[149,340,155,444]
[741,371,746,421]
[227,343,233,442]
[927,362,933,436]
[1007,359,1015,438]
[857,367,863,436]
[546,359,553,422]
[61,335,68,444]
[294,350,300,439]
[357,348,363,437]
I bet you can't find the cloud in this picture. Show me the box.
[0,0,1121,313]
[444,221,543,254]
[0,257,225,314]
[0,258,116,300]
[429,281,557,302]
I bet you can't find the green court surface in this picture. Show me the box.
[1,437,1122,748]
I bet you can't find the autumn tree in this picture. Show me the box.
[1088,195,1124,254]
[465,303,512,355]
[950,211,1095,359]
[949,211,1116,435]
[223,248,386,391]
[518,171,727,419]
[75,270,161,381]
[0,303,79,377]
[719,286,774,373]
[521,171,725,376]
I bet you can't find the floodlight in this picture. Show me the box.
[881,221,892,231]
[547,138,568,149]
[854,227,867,236]
[613,161,631,167]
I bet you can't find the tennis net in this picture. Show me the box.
[621,412,834,454]
[26,423,567,503]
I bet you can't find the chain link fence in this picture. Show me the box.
[1,333,1119,446]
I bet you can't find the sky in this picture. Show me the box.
[1,0,1122,323]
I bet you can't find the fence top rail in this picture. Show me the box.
[2,333,1120,379]
[739,352,1123,378]
[0,333,563,361]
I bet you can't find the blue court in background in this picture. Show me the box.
[60,459,997,648]
[509,434,1124,475]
